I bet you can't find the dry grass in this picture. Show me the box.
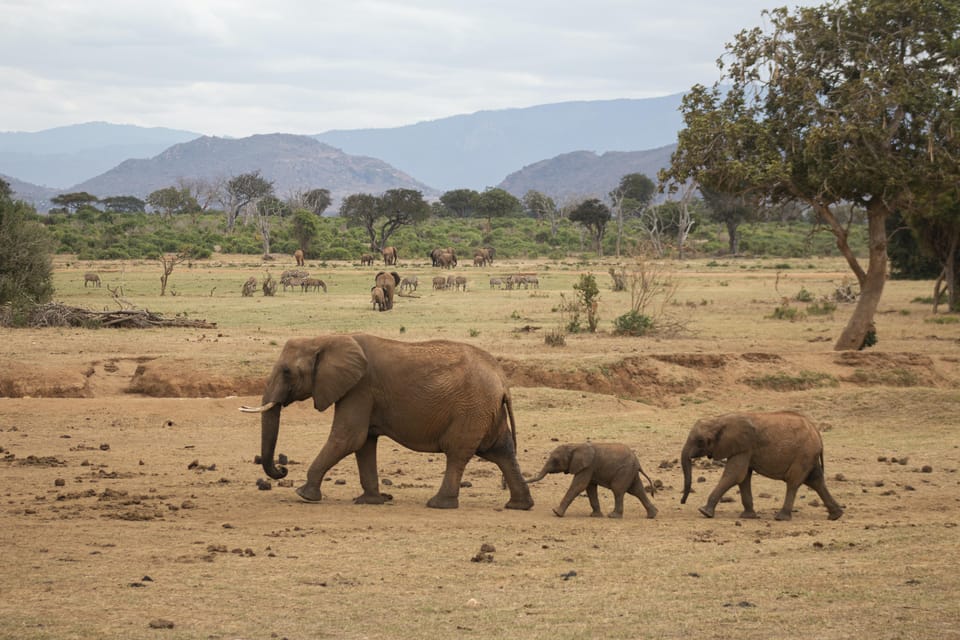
[0,254,958,639]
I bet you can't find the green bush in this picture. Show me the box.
[0,198,55,312]
[612,310,654,336]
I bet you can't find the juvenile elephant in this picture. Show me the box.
[527,443,658,519]
[360,254,374,266]
[375,271,401,310]
[371,286,386,311]
[240,333,534,511]
[681,411,844,521]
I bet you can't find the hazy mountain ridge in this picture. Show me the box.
[315,94,685,191]
[69,134,435,205]
[0,122,201,187]
[3,95,687,210]
[498,145,677,202]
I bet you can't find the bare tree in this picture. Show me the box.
[158,252,189,296]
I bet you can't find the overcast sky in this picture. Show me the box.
[1,1,810,137]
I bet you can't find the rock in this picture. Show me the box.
[922,465,933,473]
[256,479,272,491]
[54,478,65,487]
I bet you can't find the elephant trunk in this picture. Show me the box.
[680,440,693,504]
[260,404,288,480]
[525,468,549,484]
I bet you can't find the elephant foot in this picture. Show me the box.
[590,511,604,518]
[827,508,844,521]
[427,495,459,509]
[551,507,566,517]
[295,484,322,503]
[353,492,393,505]
[698,505,715,518]
[739,510,759,519]
[504,498,534,511]
[607,511,623,519]
[645,507,659,519]
[775,510,793,521]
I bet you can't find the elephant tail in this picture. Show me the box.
[639,466,656,497]
[503,392,518,449]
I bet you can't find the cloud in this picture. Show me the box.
[0,0,799,136]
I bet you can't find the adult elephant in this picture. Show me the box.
[294,249,305,267]
[375,271,400,310]
[680,411,844,521]
[240,333,534,510]
[382,246,398,266]
[430,247,457,268]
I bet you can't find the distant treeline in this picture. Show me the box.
[40,209,867,263]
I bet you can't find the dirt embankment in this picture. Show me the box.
[2,351,954,404]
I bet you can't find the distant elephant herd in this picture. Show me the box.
[242,332,845,523]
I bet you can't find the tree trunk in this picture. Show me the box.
[726,220,739,254]
[834,203,888,351]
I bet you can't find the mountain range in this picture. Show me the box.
[0,93,686,211]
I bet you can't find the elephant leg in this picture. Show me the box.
[353,436,392,504]
[608,487,625,519]
[627,476,659,519]
[477,442,534,510]
[297,428,368,503]
[700,454,750,518]
[586,483,604,517]
[427,449,472,509]
[554,470,592,517]
[738,468,758,519]
[804,466,844,520]
[776,482,802,521]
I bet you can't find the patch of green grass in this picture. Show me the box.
[743,370,838,391]
[925,315,959,324]
[844,367,921,387]
[806,300,837,316]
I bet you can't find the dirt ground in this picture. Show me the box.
[1,257,959,639]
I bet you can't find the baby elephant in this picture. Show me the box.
[527,443,658,519]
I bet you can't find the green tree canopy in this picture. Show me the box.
[439,189,481,218]
[610,173,656,257]
[100,195,146,213]
[476,188,521,229]
[340,189,429,251]
[224,171,274,230]
[301,188,332,216]
[146,187,198,217]
[662,0,960,350]
[700,186,756,255]
[50,192,99,214]
[0,193,54,313]
[569,198,612,256]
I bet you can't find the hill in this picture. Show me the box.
[498,145,677,202]
[0,122,200,188]
[70,133,436,206]
[314,94,685,192]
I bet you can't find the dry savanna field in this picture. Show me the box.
[1,252,958,639]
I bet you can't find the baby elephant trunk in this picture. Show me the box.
[525,468,550,484]
[680,441,694,504]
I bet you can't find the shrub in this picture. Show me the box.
[612,310,654,336]
[0,197,55,312]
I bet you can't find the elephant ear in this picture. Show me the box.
[311,336,367,412]
[390,271,401,285]
[710,414,756,460]
[568,444,596,475]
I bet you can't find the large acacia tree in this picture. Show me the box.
[340,188,430,251]
[662,0,960,350]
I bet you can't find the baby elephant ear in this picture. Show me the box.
[568,444,596,475]
[312,336,367,412]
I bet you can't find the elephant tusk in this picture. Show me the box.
[239,402,276,413]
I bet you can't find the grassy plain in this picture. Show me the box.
[0,253,958,639]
